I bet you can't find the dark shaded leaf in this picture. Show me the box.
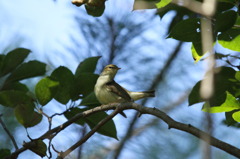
[80,92,101,107]
[29,140,47,157]
[75,56,101,76]
[0,149,11,158]
[51,66,75,104]
[168,18,201,42]
[65,107,118,139]
[85,4,105,17]
[1,82,29,92]
[85,110,118,139]
[14,102,35,127]
[6,60,46,82]
[225,111,238,126]
[216,2,235,13]
[0,48,30,77]
[35,77,59,106]
[75,73,99,97]
[215,10,237,32]
[14,105,42,128]
[0,90,33,108]
[64,107,85,125]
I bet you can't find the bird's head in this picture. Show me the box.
[101,64,121,78]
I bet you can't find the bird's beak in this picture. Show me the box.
[117,67,121,70]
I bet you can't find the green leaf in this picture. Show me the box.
[1,82,29,92]
[202,92,240,113]
[51,66,75,104]
[156,0,171,8]
[168,18,201,42]
[64,107,85,125]
[65,107,118,139]
[218,29,240,51]
[75,56,101,76]
[14,102,38,127]
[232,111,240,122]
[189,67,236,106]
[85,110,118,139]
[15,105,42,127]
[0,48,30,77]
[75,73,99,97]
[0,149,11,158]
[225,111,238,126]
[29,140,47,157]
[191,42,203,62]
[35,77,59,106]
[0,90,33,108]
[85,4,105,17]
[215,10,237,33]
[6,60,46,82]
[235,71,240,81]
[216,2,235,12]
[80,92,101,107]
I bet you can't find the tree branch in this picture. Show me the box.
[0,114,19,150]
[58,107,120,158]
[6,103,240,158]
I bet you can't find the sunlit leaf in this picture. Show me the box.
[218,29,240,51]
[35,77,59,106]
[235,71,240,81]
[232,111,240,122]
[156,0,171,8]
[0,48,30,77]
[191,42,203,62]
[202,92,240,113]
[51,66,75,104]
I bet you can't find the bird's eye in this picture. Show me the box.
[109,67,113,69]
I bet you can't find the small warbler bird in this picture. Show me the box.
[94,64,155,107]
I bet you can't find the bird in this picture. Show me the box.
[94,64,155,117]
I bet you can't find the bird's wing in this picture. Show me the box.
[106,80,132,102]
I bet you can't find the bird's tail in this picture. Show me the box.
[129,90,155,101]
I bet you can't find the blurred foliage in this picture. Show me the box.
[131,0,240,126]
[0,49,116,157]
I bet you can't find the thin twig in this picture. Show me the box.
[59,107,121,158]
[0,114,19,150]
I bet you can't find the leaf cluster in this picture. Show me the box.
[0,49,117,158]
